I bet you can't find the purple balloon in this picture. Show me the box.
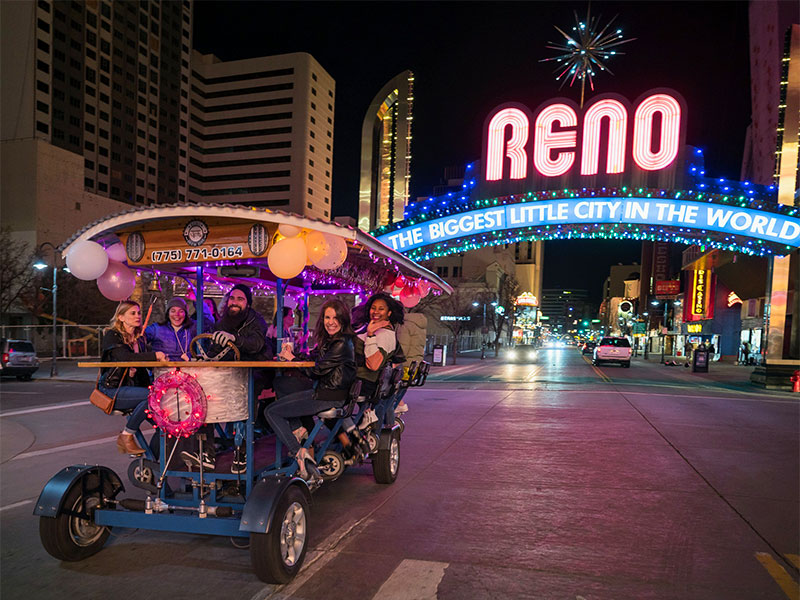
[97,260,136,301]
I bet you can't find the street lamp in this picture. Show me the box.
[472,300,498,359]
[35,242,59,377]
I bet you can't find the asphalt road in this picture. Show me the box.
[1,349,798,599]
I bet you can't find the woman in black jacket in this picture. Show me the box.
[100,300,166,455]
[264,299,355,478]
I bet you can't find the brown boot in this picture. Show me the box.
[117,432,145,455]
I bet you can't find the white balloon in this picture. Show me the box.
[278,224,302,238]
[268,236,307,280]
[66,240,109,280]
[106,242,127,262]
[313,234,348,270]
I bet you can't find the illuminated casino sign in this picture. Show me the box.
[685,269,715,322]
[373,88,800,259]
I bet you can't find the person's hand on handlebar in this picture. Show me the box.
[155,351,167,361]
[212,331,235,346]
[278,345,295,362]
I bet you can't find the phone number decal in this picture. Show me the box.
[150,245,245,263]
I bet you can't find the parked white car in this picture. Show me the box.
[592,337,632,368]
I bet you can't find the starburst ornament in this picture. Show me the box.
[540,8,635,107]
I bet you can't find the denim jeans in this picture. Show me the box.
[99,384,149,431]
[264,389,338,455]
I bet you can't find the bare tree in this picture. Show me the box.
[421,287,478,364]
[0,228,37,318]
[483,273,520,356]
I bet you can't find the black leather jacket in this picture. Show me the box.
[100,329,157,388]
[302,335,355,404]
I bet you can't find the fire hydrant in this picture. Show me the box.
[791,370,800,393]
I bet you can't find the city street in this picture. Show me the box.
[1,349,798,599]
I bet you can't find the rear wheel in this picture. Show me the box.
[372,430,400,484]
[623,361,631,368]
[39,476,112,561]
[250,486,309,584]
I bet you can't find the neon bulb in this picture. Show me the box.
[533,104,577,177]
[486,108,529,181]
[633,93,682,171]
[580,99,627,175]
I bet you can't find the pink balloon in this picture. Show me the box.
[97,260,136,301]
[400,290,421,308]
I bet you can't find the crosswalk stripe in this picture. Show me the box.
[755,552,800,599]
[371,559,448,600]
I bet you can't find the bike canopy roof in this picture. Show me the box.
[60,203,452,297]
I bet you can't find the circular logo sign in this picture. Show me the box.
[619,301,633,314]
[183,220,209,247]
[248,224,268,256]
[126,232,146,263]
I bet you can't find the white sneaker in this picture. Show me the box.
[358,408,378,430]
[395,403,409,414]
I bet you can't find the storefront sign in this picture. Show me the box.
[515,292,539,307]
[684,269,715,322]
[655,280,680,296]
[378,199,800,253]
[686,323,702,333]
[727,291,743,307]
[652,242,671,290]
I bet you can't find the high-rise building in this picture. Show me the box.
[1,0,193,207]
[188,52,335,219]
[358,71,414,231]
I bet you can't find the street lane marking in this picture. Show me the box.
[787,554,800,569]
[0,400,90,417]
[11,435,117,460]
[371,559,448,600]
[756,552,799,599]
[582,355,611,382]
[0,499,34,512]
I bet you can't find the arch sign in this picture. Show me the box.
[374,89,800,260]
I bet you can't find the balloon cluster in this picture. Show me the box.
[382,273,432,308]
[268,224,347,280]
[65,240,136,301]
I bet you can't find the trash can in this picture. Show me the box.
[692,349,709,373]
[432,344,447,366]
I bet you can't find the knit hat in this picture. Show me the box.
[167,297,187,312]
[231,283,253,306]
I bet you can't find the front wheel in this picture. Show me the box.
[39,477,112,561]
[372,430,400,484]
[622,361,631,368]
[250,485,310,584]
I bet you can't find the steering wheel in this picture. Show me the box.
[190,333,241,361]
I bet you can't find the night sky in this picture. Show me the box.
[194,1,760,302]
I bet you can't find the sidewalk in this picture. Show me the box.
[33,358,98,383]
[632,353,792,392]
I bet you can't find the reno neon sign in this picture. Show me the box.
[482,89,687,187]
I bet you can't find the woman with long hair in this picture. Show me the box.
[100,300,166,455]
[264,299,356,479]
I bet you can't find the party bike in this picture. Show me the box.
[33,204,450,583]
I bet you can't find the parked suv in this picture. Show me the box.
[0,339,40,380]
[593,337,632,367]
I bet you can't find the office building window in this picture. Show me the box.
[36,121,49,134]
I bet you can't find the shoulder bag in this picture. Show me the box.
[89,368,128,415]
